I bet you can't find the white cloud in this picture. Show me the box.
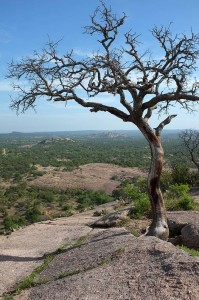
[73,48,101,58]
[0,80,13,91]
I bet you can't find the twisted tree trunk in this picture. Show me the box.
[139,120,169,240]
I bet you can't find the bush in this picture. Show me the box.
[26,202,42,223]
[63,203,73,211]
[133,195,151,219]
[160,169,173,191]
[37,190,55,203]
[3,216,26,232]
[161,165,199,188]
[171,164,199,186]
[77,190,111,211]
[165,184,197,211]
[166,184,190,198]
[112,178,147,203]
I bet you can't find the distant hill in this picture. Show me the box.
[0,129,182,139]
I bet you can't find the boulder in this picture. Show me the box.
[181,222,199,250]
[167,211,199,249]
[91,207,134,228]
[167,211,199,236]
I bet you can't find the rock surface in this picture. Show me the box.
[15,228,199,300]
[0,207,199,300]
[167,211,199,235]
[0,212,96,296]
[167,211,199,249]
[91,207,133,227]
[181,222,199,249]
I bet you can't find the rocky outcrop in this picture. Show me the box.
[92,210,199,250]
[1,209,199,299]
[14,228,199,300]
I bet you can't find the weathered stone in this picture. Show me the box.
[181,222,199,250]
[168,235,183,246]
[91,207,134,228]
[167,211,199,236]
[14,229,199,300]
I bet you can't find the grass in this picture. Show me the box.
[73,234,89,246]
[58,270,80,279]
[177,245,199,257]
[15,254,54,294]
[3,296,14,300]
[2,254,54,299]
[131,229,140,237]
[2,233,92,299]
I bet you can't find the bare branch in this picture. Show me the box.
[179,129,199,171]
[155,114,177,136]
[7,1,199,136]
[142,93,199,111]
[144,106,157,121]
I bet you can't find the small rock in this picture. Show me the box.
[91,207,134,228]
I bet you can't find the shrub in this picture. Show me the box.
[166,184,190,198]
[26,202,42,223]
[165,195,196,211]
[3,216,26,232]
[63,203,73,211]
[160,169,173,191]
[112,180,146,203]
[92,190,111,205]
[37,190,55,203]
[77,190,111,211]
[165,184,197,211]
[131,229,140,237]
[133,195,151,219]
[161,165,199,188]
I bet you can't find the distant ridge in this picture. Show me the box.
[0,129,182,137]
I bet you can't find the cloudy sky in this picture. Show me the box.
[0,0,199,133]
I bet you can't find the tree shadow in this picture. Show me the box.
[0,254,44,262]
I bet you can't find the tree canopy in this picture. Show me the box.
[8,2,199,130]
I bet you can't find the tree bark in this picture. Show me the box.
[138,120,169,240]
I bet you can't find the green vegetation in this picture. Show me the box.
[177,245,199,257]
[13,254,54,295]
[77,190,111,212]
[113,173,198,219]
[0,131,194,181]
[131,229,140,237]
[0,131,198,234]
[112,178,151,219]
[0,183,112,234]
[164,184,197,211]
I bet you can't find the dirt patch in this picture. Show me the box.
[30,163,146,194]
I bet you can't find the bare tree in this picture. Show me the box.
[179,129,199,172]
[8,2,199,240]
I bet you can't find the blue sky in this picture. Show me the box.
[0,0,199,133]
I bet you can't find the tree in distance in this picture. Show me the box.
[8,1,199,240]
[179,129,199,172]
